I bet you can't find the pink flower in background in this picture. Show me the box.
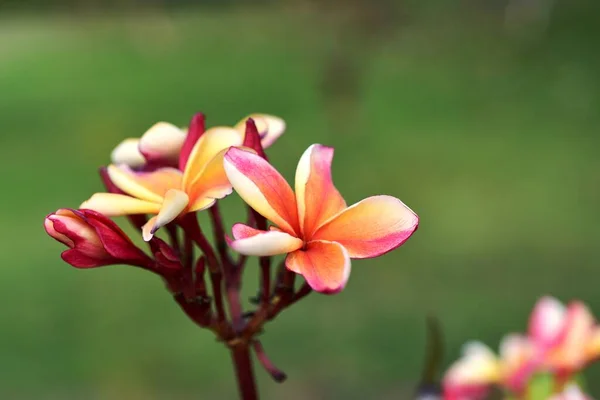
[442,335,537,399]
[44,208,151,268]
[111,113,285,169]
[529,296,600,377]
[223,144,418,293]
[444,296,600,399]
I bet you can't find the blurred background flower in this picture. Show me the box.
[3,0,600,398]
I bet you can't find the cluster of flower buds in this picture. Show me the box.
[44,111,418,398]
[443,296,600,399]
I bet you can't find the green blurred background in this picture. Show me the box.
[2,0,600,398]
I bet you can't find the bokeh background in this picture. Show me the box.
[2,0,599,398]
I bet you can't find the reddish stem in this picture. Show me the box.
[252,341,287,383]
[226,270,244,333]
[251,209,271,306]
[230,345,259,400]
[166,225,180,256]
[179,214,226,324]
[209,203,232,266]
[209,203,246,331]
[174,294,212,328]
[268,269,296,319]
[292,282,313,303]
[194,257,207,298]
[180,214,219,271]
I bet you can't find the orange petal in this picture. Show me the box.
[224,147,300,235]
[586,327,600,363]
[312,195,418,258]
[186,148,233,206]
[142,189,189,241]
[235,114,285,149]
[182,126,244,190]
[227,223,303,256]
[295,144,346,238]
[81,193,161,216]
[547,301,596,370]
[107,165,182,202]
[285,240,350,294]
[188,196,216,213]
[111,138,145,168]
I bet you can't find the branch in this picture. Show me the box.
[252,340,287,383]
[179,213,226,326]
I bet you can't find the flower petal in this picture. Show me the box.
[547,301,596,371]
[142,216,158,242]
[498,334,537,393]
[61,249,115,268]
[79,209,150,265]
[139,122,186,165]
[186,148,233,207]
[235,114,285,149]
[231,223,263,240]
[44,209,78,247]
[107,165,182,203]
[586,327,600,362]
[182,126,244,190]
[312,195,418,258]
[188,197,216,213]
[45,209,104,255]
[528,296,566,348]
[224,147,300,235]
[227,223,303,257]
[143,189,189,241]
[81,193,161,217]
[285,240,350,294]
[111,138,145,168]
[295,144,346,238]
[443,342,500,397]
[179,113,205,171]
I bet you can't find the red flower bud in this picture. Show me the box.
[44,208,152,268]
[242,118,268,160]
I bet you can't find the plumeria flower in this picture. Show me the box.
[111,113,285,169]
[443,336,538,399]
[81,114,265,241]
[549,384,593,400]
[44,208,152,268]
[528,296,600,376]
[223,144,418,293]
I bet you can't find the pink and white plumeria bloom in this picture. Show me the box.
[111,113,285,169]
[81,114,283,241]
[443,335,537,399]
[223,144,418,293]
[529,296,600,377]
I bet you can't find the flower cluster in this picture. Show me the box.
[44,111,418,398]
[443,296,600,399]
